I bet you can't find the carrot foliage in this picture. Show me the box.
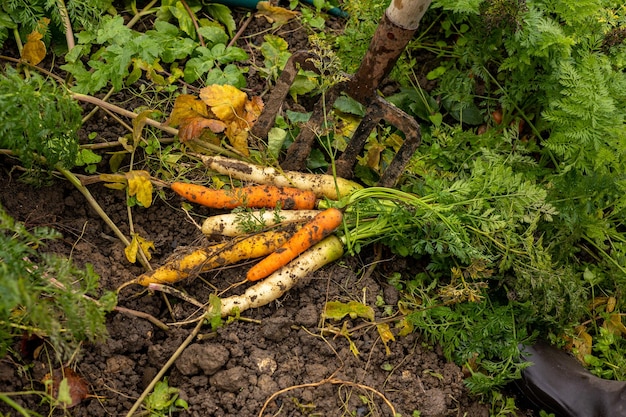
[0,68,83,173]
[0,204,116,361]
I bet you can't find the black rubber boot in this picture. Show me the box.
[516,342,626,417]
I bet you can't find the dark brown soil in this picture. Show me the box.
[0,165,501,417]
[0,8,538,417]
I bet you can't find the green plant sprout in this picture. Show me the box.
[143,378,188,417]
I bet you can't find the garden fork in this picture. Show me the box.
[251,0,432,187]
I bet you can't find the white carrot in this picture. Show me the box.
[220,235,344,317]
[201,209,322,236]
[196,154,362,200]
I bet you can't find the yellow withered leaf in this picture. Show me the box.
[256,1,299,25]
[604,313,626,337]
[22,30,46,65]
[165,94,210,127]
[125,233,155,263]
[396,317,414,337]
[126,170,153,208]
[572,325,593,364]
[607,296,617,313]
[199,84,247,122]
[225,122,251,156]
[376,322,396,355]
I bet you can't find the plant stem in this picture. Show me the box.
[0,393,44,417]
[72,93,178,136]
[114,306,169,331]
[180,0,205,47]
[55,164,152,271]
[124,311,207,417]
[56,0,75,50]
[126,0,159,29]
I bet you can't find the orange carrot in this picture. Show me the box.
[246,207,343,281]
[171,182,317,210]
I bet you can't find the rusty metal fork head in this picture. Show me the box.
[251,7,427,188]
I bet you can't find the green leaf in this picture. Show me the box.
[175,398,189,409]
[324,301,375,321]
[306,148,328,170]
[444,99,483,125]
[197,25,229,46]
[75,148,102,166]
[289,73,319,99]
[286,110,312,124]
[145,378,180,411]
[260,34,291,69]
[204,64,247,88]
[432,0,484,14]
[169,2,197,39]
[147,21,196,63]
[0,11,17,29]
[206,294,223,331]
[267,127,287,159]
[0,69,82,170]
[96,15,132,44]
[333,95,366,117]
[205,3,236,37]
[427,65,447,80]
[184,56,216,83]
[0,204,111,360]
[216,45,249,64]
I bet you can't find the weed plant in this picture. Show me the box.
[0,204,115,361]
[331,0,626,397]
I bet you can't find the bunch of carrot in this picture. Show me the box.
[119,157,357,317]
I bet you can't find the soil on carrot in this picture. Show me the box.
[0,10,539,417]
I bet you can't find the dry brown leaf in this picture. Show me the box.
[169,85,264,154]
[256,1,299,25]
[244,95,265,126]
[178,117,226,142]
[43,367,89,408]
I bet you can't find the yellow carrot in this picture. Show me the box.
[118,229,293,290]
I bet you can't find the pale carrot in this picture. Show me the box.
[221,235,345,316]
[170,182,317,210]
[197,154,363,200]
[246,207,343,281]
[201,209,321,236]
